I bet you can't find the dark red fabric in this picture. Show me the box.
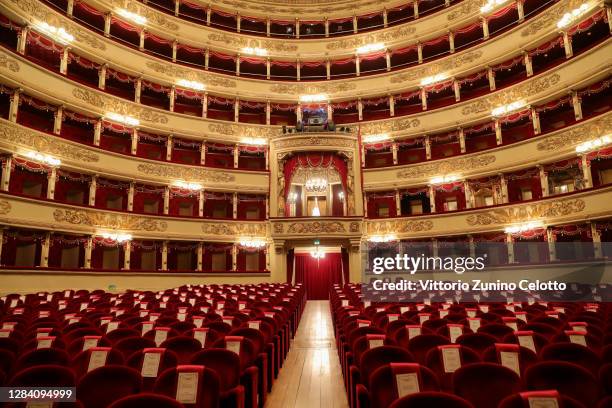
[294,253,342,300]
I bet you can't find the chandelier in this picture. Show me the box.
[305,177,328,193]
[239,238,266,249]
[310,247,325,259]
[100,232,132,242]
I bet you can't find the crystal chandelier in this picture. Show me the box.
[305,177,328,193]
[310,247,325,259]
[239,238,266,249]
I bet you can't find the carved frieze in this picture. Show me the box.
[536,114,612,151]
[53,209,168,231]
[0,200,12,215]
[201,222,267,235]
[273,136,355,150]
[146,62,237,88]
[0,120,99,163]
[269,83,357,94]
[521,0,585,37]
[390,51,482,84]
[466,198,586,226]
[326,26,417,51]
[446,0,481,20]
[208,123,275,138]
[366,219,434,234]
[396,154,496,179]
[286,221,346,234]
[0,54,20,72]
[360,118,421,135]
[208,33,298,52]
[136,163,235,183]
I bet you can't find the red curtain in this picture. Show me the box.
[294,253,342,300]
[283,153,347,204]
[286,249,294,283]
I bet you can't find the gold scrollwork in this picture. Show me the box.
[208,123,276,138]
[360,118,421,135]
[326,26,416,51]
[145,62,237,88]
[137,163,235,183]
[396,154,496,179]
[521,0,584,37]
[201,222,267,235]
[446,0,481,20]
[0,54,20,72]
[269,83,357,94]
[0,200,12,215]
[286,221,346,234]
[537,114,612,151]
[273,136,355,149]
[366,219,434,234]
[466,198,586,226]
[53,209,168,231]
[390,51,482,84]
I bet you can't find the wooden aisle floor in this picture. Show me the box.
[265,300,349,408]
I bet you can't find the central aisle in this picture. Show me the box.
[265,300,349,408]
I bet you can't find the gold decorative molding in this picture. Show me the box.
[466,198,586,226]
[209,0,383,16]
[326,26,417,51]
[286,221,346,233]
[0,54,20,72]
[461,73,561,115]
[53,209,168,231]
[207,123,276,138]
[201,222,267,235]
[0,200,12,215]
[145,62,237,88]
[273,136,355,150]
[269,83,357,95]
[207,33,298,52]
[0,120,99,163]
[390,51,482,84]
[521,0,584,37]
[446,0,480,20]
[396,154,496,179]
[71,88,169,124]
[119,0,180,31]
[136,163,235,183]
[360,118,421,135]
[366,219,434,234]
[536,114,612,151]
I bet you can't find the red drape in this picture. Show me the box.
[294,253,343,300]
[286,249,294,283]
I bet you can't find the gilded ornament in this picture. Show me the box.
[208,123,275,138]
[446,0,481,20]
[366,219,434,234]
[360,118,421,135]
[390,51,482,84]
[0,200,11,215]
[466,198,586,226]
[145,62,237,88]
[273,136,355,149]
[269,83,357,94]
[521,0,584,37]
[286,221,346,234]
[53,209,168,231]
[273,223,284,234]
[208,33,298,52]
[326,26,416,51]
[137,163,235,183]
[349,222,360,233]
[0,54,20,72]
[537,114,612,151]
[201,222,266,235]
[396,154,496,179]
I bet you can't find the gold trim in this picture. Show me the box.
[53,208,168,231]
[136,163,235,183]
[466,198,586,225]
[396,154,496,179]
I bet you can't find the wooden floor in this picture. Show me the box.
[265,300,349,408]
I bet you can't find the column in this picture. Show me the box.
[326,60,331,80]
[17,26,29,54]
[53,105,63,135]
[463,180,473,209]
[139,30,145,50]
[265,244,271,271]
[266,18,270,36]
[47,167,57,200]
[37,228,51,262]
[562,31,573,58]
[84,236,93,268]
[453,79,460,102]
[104,13,111,37]
[355,56,360,77]
[127,182,135,211]
[297,103,303,122]
[98,64,107,89]
[352,15,358,33]
[608,7,612,32]
[236,15,241,32]
[424,135,432,160]
[135,78,142,104]
[60,47,70,75]
[431,238,438,258]
[458,128,466,153]
[413,0,419,18]
[538,165,549,197]
[580,154,593,188]
[395,190,401,216]
[266,58,270,80]
[590,223,603,258]
[482,17,489,39]
[8,89,20,122]
[123,241,131,270]
[360,144,366,168]
[232,192,238,219]
[233,145,239,168]
[449,31,455,53]
[420,87,427,110]
[494,119,502,145]
[231,244,238,270]
[206,7,211,25]
[163,186,170,215]
[500,173,509,203]
[174,0,179,16]
[363,195,368,217]
[385,49,391,71]
[0,229,4,263]
[383,9,388,27]
[392,142,398,165]
[517,0,525,21]
[523,51,533,77]
[93,120,101,146]
[265,148,269,170]
[357,99,363,120]
[296,60,301,81]
[196,242,203,271]
[571,91,582,120]
[265,196,270,218]
[200,141,206,165]
[389,95,395,116]
[169,86,176,112]
[487,66,496,91]
[88,175,97,206]
[468,235,476,259]
[67,0,74,16]
[417,43,423,63]
[1,156,12,191]
[324,18,329,37]
[161,241,168,270]
[546,228,556,261]
[295,19,300,39]
[234,100,239,122]
[166,135,173,161]
[236,55,240,76]
[204,49,209,70]
[531,107,541,135]
[327,103,333,122]
[506,233,515,263]
[131,129,138,155]
[428,185,436,213]
[266,101,271,124]
[198,190,204,217]
[202,93,208,118]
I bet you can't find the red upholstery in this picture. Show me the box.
[14,348,70,373]
[76,365,143,408]
[126,348,179,391]
[70,347,125,379]
[453,363,521,408]
[153,365,220,408]
[367,363,440,408]
[109,393,186,408]
[424,345,480,390]
[389,391,475,408]
[9,364,75,387]
[499,391,587,408]
[161,336,205,364]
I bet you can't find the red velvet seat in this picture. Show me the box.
[114,336,157,360]
[109,393,186,408]
[70,346,124,379]
[453,363,521,408]
[407,334,450,364]
[154,365,220,408]
[190,349,246,408]
[524,361,600,407]
[161,336,205,364]
[9,364,75,387]
[600,363,612,395]
[481,344,537,377]
[76,365,143,408]
[425,345,480,390]
[67,335,111,356]
[388,391,475,408]
[127,348,179,391]
[499,391,587,408]
[14,348,70,372]
[366,363,440,408]
[456,333,498,355]
[539,342,601,375]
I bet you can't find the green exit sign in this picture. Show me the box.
[314,240,320,245]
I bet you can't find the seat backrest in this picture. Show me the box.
[153,365,220,408]
[540,342,601,374]
[498,391,587,408]
[212,336,257,370]
[388,391,475,408]
[190,349,241,391]
[9,364,75,387]
[126,348,179,391]
[161,336,205,364]
[76,365,143,408]
[114,336,157,360]
[525,361,600,407]
[369,363,440,408]
[455,333,498,354]
[600,363,612,395]
[108,393,186,408]
[359,346,415,386]
[14,348,70,373]
[453,363,521,408]
[71,347,125,379]
[407,334,450,364]
[424,345,480,390]
[482,344,537,377]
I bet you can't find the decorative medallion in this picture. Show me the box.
[53,209,168,231]
[396,154,496,179]
[466,198,586,226]
[137,163,235,183]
